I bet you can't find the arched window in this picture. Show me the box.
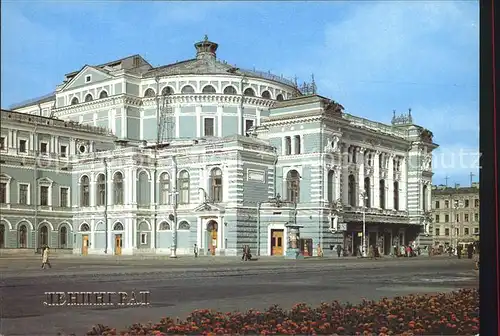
[276,94,284,101]
[71,97,79,105]
[159,222,171,230]
[161,86,174,96]
[60,226,67,248]
[96,174,106,206]
[178,171,190,204]
[422,184,428,211]
[159,172,170,204]
[99,91,108,99]
[394,181,399,211]
[84,94,93,102]
[178,221,190,230]
[380,180,386,209]
[348,174,356,206]
[80,223,90,231]
[223,86,237,94]
[113,222,124,231]
[181,85,195,94]
[80,175,90,207]
[286,170,300,203]
[243,88,255,97]
[364,177,371,207]
[261,90,271,99]
[210,168,223,203]
[113,172,124,205]
[327,170,335,203]
[19,224,27,248]
[202,85,216,93]
[144,88,156,97]
[39,225,48,247]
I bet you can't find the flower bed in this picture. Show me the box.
[87,288,479,335]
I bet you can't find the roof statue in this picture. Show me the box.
[391,108,414,125]
[299,74,317,95]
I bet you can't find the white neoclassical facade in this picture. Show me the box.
[0,37,438,256]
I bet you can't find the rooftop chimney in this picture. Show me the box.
[194,35,218,60]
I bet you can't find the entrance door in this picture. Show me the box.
[207,220,218,255]
[82,235,89,256]
[383,232,391,255]
[115,234,122,255]
[0,224,5,248]
[271,229,284,255]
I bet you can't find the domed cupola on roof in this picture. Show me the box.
[195,35,218,60]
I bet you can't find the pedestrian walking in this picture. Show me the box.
[193,244,198,258]
[336,244,342,258]
[41,246,51,269]
[457,244,463,259]
[467,243,474,259]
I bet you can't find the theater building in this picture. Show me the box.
[0,37,437,256]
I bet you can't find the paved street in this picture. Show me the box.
[0,256,478,336]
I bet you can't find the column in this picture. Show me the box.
[220,215,225,249]
[197,218,203,248]
[427,183,432,212]
[387,154,394,209]
[341,144,349,205]
[175,107,181,138]
[217,106,223,137]
[217,216,222,251]
[237,105,243,135]
[70,138,76,155]
[122,107,127,139]
[12,130,17,149]
[256,108,262,126]
[291,136,296,155]
[334,166,341,202]
[373,152,380,208]
[107,219,113,253]
[357,147,365,206]
[131,169,137,205]
[54,136,59,154]
[196,105,202,137]
[90,173,96,206]
[132,219,137,249]
[400,157,407,211]
[107,175,113,206]
[90,219,96,251]
[281,137,287,155]
[29,133,35,151]
[128,218,133,250]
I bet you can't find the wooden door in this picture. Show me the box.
[115,235,122,255]
[271,229,284,255]
[82,235,89,256]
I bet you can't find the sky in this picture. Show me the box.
[1,1,479,187]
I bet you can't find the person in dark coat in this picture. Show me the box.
[336,244,342,258]
[467,244,474,259]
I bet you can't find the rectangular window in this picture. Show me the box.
[284,136,291,155]
[464,199,469,207]
[294,135,301,154]
[435,228,440,236]
[140,233,147,244]
[0,182,6,203]
[0,136,5,150]
[445,214,449,222]
[474,213,479,222]
[245,119,254,133]
[474,227,479,234]
[474,199,479,207]
[444,200,449,208]
[19,184,28,205]
[60,187,69,207]
[204,118,215,137]
[455,214,460,222]
[40,142,48,154]
[464,228,469,235]
[60,145,67,157]
[434,200,440,209]
[464,214,469,222]
[445,228,450,236]
[40,186,49,206]
[435,214,440,223]
[19,139,27,153]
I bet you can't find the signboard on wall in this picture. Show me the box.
[338,222,347,231]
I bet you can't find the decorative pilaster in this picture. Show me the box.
[175,107,181,138]
[387,154,395,209]
[341,144,349,205]
[237,106,243,135]
[400,157,407,211]
[121,107,127,139]
[357,147,366,206]
[373,151,380,208]
[217,106,223,137]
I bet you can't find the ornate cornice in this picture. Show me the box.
[142,94,275,108]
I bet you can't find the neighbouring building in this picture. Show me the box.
[431,183,480,248]
[0,37,438,256]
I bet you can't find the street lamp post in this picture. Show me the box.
[360,191,368,257]
[170,187,179,258]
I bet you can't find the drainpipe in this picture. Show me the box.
[273,155,278,197]
[170,155,178,258]
[104,158,108,254]
[256,200,266,256]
